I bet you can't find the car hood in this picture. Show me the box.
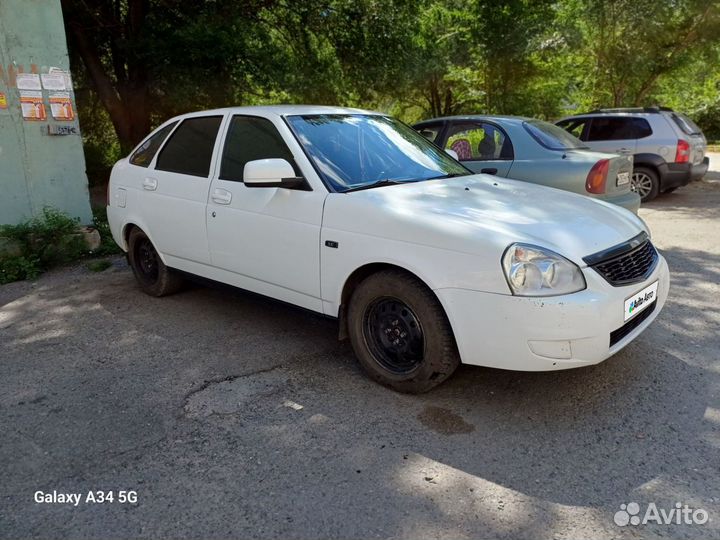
[322,174,648,266]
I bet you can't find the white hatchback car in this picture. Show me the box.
[107,105,669,392]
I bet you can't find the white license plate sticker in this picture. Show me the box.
[617,172,630,186]
[624,280,658,322]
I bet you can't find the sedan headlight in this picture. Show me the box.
[502,243,586,296]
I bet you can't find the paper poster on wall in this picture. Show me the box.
[41,73,66,91]
[0,92,7,109]
[16,73,42,90]
[49,67,72,92]
[19,91,46,120]
[49,92,74,121]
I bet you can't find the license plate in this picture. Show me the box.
[616,172,630,186]
[624,280,658,322]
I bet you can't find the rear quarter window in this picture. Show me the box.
[129,122,177,167]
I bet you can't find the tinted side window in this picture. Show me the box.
[587,117,639,141]
[156,116,223,177]
[129,122,177,167]
[445,122,513,161]
[220,116,294,182]
[632,118,653,138]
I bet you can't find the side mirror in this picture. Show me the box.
[243,158,306,189]
[445,148,459,160]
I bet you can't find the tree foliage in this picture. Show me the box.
[62,0,720,183]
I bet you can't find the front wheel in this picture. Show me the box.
[347,269,460,393]
[631,166,659,202]
[127,228,184,297]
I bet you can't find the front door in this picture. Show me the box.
[206,115,325,310]
[441,121,514,176]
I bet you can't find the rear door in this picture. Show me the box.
[584,116,638,155]
[141,115,224,265]
[440,121,513,176]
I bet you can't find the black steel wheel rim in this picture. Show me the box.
[136,238,159,283]
[362,296,425,374]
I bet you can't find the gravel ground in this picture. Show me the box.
[1,180,719,540]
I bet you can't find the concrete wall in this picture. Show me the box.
[0,0,92,225]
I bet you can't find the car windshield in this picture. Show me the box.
[286,114,470,192]
[525,119,589,150]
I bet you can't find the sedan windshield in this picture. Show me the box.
[286,114,470,192]
[524,119,589,151]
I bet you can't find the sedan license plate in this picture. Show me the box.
[616,172,630,186]
[624,280,658,322]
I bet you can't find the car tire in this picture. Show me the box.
[347,269,460,393]
[631,166,660,202]
[127,228,184,297]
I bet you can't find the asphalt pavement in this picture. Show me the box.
[1,180,719,540]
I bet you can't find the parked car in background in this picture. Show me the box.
[413,115,640,214]
[556,107,709,202]
[108,106,669,393]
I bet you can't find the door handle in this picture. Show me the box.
[481,168,498,175]
[615,148,630,153]
[211,188,232,205]
[142,177,158,191]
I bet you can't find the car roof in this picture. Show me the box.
[560,111,657,119]
[413,115,532,126]
[172,104,382,120]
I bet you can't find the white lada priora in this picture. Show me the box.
[107,106,669,392]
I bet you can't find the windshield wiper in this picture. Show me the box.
[428,172,470,180]
[343,179,414,193]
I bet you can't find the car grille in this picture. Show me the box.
[610,301,656,347]
[584,234,658,286]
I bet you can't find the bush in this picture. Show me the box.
[0,208,91,284]
[91,206,123,257]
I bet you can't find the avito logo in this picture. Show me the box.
[629,290,655,315]
[614,502,709,527]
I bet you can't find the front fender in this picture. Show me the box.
[319,227,510,317]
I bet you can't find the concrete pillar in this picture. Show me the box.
[0,0,93,225]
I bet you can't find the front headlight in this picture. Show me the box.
[502,243,586,296]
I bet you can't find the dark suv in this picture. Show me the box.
[556,107,709,202]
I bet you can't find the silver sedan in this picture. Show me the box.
[413,115,640,213]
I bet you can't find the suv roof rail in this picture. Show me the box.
[583,106,674,114]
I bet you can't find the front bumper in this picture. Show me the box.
[435,254,669,371]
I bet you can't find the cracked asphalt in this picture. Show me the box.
[1,180,719,540]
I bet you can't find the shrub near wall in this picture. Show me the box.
[0,208,90,284]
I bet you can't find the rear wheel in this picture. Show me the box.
[347,269,460,393]
[631,166,659,202]
[127,228,184,297]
